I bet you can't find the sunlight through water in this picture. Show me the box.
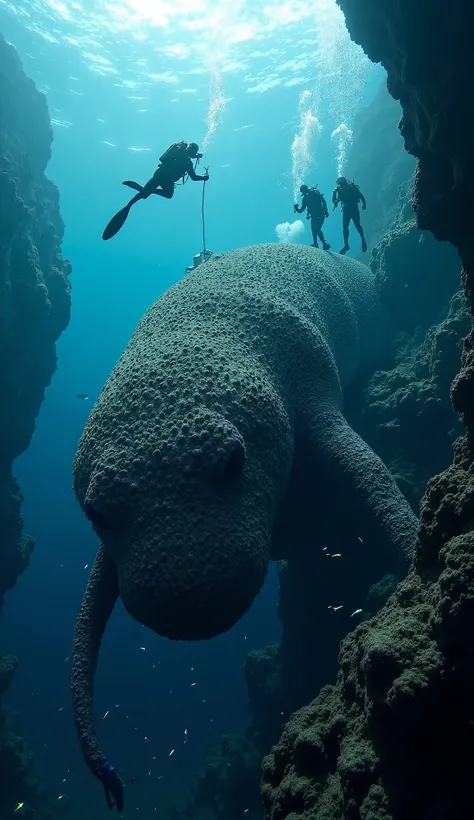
[1,0,375,189]
[290,0,373,192]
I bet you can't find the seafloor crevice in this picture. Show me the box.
[0,32,71,819]
[262,2,474,818]
[0,32,71,606]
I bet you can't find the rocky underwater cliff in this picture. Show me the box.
[170,37,472,820]
[263,1,474,818]
[0,33,71,819]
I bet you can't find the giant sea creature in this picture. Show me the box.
[71,244,417,808]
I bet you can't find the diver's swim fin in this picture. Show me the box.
[102,202,134,241]
[122,180,143,193]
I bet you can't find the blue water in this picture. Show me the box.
[0,2,384,815]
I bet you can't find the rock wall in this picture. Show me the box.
[262,2,474,818]
[0,32,71,820]
[165,78,469,820]
[0,33,71,607]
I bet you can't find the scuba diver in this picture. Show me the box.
[332,176,367,255]
[294,184,331,250]
[102,141,209,241]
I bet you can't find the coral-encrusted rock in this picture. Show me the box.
[262,531,474,818]
[0,33,71,607]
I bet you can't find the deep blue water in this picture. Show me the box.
[0,2,384,815]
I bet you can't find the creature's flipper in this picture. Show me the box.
[305,408,418,570]
[71,545,124,811]
[102,202,134,240]
[122,180,143,192]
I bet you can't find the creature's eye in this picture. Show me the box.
[84,501,111,530]
[223,442,245,483]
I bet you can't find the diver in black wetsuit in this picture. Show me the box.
[294,184,331,249]
[102,141,209,241]
[332,177,367,255]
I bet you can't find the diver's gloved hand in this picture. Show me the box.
[97,757,124,812]
[203,173,210,181]
[362,203,366,210]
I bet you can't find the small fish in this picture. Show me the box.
[14,803,24,812]
[76,393,89,400]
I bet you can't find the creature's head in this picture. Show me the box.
[336,176,348,187]
[300,184,308,194]
[187,142,200,158]
[74,320,293,641]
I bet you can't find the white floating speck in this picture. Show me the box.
[103,710,109,720]
[58,795,65,800]
[140,647,146,651]
[64,657,70,663]
[58,707,64,712]
[351,609,363,617]
[331,553,342,558]
[169,749,175,757]
[358,536,363,543]
[191,682,196,687]
[84,564,89,569]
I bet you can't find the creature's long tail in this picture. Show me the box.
[71,545,124,811]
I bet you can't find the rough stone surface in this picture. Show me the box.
[0,32,71,607]
[0,653,56,820]
[262,462,474,818]
[0,32,71,820]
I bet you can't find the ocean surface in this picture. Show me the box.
[0,1,384,816]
